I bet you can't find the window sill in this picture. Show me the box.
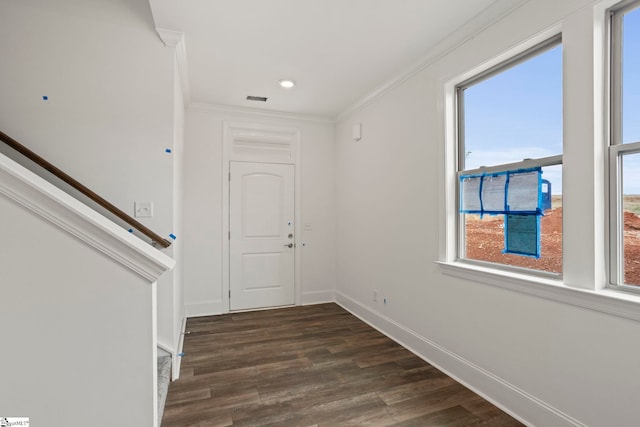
[436,261,640,323]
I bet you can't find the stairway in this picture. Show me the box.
[157,348,172,424]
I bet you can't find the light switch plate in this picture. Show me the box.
[134,201,153,218]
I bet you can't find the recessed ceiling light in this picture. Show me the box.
[279,79,295,89]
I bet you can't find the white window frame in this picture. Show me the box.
[608,0,640,295]
[455,35,563,278]
[438,6,640,324]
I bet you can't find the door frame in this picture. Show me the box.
[222,121,302,313]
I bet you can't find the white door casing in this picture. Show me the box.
[222,121,301,314]
[229,161,295,311]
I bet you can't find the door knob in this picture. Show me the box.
[284,243,293,248]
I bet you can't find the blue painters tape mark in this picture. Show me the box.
[165,148,172,153]
[169,233,177,240]
[178,352,185,357]
[42,96,48,101]
[128,228,134,233]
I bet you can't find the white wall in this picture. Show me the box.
[173,61,186,333]
[0,0,174,234]
[171,58,185,374]
[0,0,183,352]
[183,106,336,316]
[0,190,157,427]
[156,58,186,357]
[335,0,640,425]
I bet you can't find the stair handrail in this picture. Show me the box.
[0,130,172,248]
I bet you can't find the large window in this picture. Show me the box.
[610,1,640,291]
[457,37,563,275]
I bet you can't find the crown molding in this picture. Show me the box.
[336,0,530,122]
[156,28,182,47]
[188,102,334,124]
[156,28,191,107]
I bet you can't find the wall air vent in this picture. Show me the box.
[247,96,268,102]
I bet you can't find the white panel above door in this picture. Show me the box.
[224,122,299,164]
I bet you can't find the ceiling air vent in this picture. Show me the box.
[247,96,268,102]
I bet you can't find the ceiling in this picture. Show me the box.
[149,0,525,119]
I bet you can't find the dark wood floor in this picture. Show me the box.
[162,303,522,426]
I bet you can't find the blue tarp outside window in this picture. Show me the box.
[460,167,542,257]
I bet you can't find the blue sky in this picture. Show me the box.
[624,7,640,145]
[463,44,563,193]
[463,6,640,195]
[623,7,640,196]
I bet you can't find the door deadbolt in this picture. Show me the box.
[288,233,294,239]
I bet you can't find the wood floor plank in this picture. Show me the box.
[162,303,522,426]
[377,375,458,405]
[259,392,388,427]
[382,384,487,424]
[461,395,523,426]
[165,388,212,406]
[389,405,483,427]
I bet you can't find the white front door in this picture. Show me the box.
[229,161,295,311]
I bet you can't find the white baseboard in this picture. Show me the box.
[335,291,584,427]
[301,290,335,306]
[173,316,187,381]
[185,299,225,317]
[185,292,335,317]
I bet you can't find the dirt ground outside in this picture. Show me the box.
[465,208,562,273]
[465,196,640,286]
